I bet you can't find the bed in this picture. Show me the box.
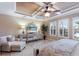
[34,39,79,56]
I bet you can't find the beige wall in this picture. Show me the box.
[0,14,20,37]
[0,14,44,37]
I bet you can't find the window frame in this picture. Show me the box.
[72,17,79,39]
[58,19,69,38]
[50,21,57,36]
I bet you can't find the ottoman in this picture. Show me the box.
[11,41,26,52]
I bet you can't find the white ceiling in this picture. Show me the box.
[55,2,79,11]
[0,2,16,11]
[50,2,79,20]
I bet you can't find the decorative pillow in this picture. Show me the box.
[0,37,7,43]
[15,38,20,41]
[7,37,12,42]
[6,35,15,42]
[0,38,1,42]
[11,36,15,41]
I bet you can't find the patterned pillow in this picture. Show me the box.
[7,37,12,42]
[7,35,15,42]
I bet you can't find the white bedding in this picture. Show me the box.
[38,39,79,56]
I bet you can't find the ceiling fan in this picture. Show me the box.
[40,2,61,17]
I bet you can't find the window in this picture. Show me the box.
[26,23,37,32]
[73,17,79,39]
[50,21,57,35]
[58,19,69,37]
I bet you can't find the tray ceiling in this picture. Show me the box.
[2,2,79,21]
[16,2,41,16]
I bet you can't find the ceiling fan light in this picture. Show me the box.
[48,7,55,11]
[45,12,50,17]
[41,9,45,11]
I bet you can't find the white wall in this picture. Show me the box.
[0,2,16,11]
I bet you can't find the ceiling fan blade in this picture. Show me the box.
[15,11,25,15]
[43,2,51,5]
[54,10,60,12]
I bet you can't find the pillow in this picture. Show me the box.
[6,35,15,42]
[27,34,33,38]
[0,38,2,45]
[7,37,12,42]
[0,37,7,43]
[12,36,15,41]
[15,38,20,41]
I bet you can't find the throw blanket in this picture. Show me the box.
[38,39,79,56]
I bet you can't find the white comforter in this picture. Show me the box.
[39,39,79,56]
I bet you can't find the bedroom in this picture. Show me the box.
[0,2,79,56]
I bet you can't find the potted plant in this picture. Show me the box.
[41,24,48,40]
